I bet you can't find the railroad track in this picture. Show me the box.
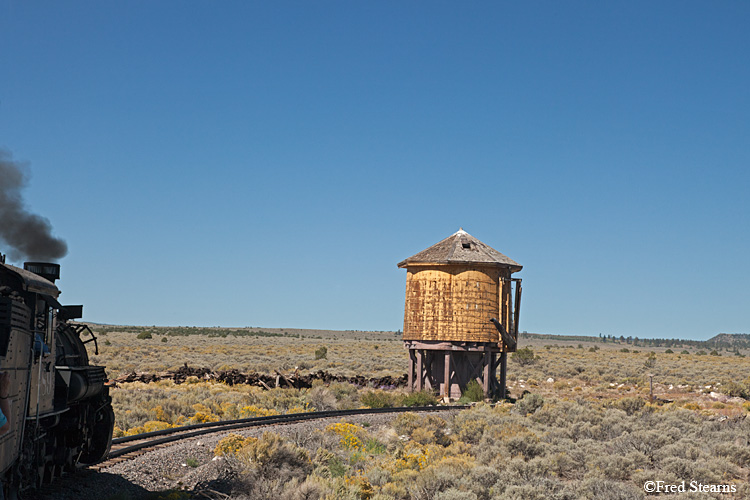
[95,405,469,470]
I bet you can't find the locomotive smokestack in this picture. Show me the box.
[0,149,68,262]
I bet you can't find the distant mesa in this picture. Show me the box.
[706,333,750,349]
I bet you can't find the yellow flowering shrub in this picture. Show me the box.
[240,405,279,418]
[326,422,366,451]
[153,405,170,422]
[215,433,254,456]
[237,433,275,464]
[394,442,430,471]
[190,403,220,423]
[124,420,172,436]
[344,475,374,500]
[286,404,314,414]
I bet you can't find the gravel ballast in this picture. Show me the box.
[30,409,462,500]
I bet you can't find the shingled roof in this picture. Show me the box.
[397,229,522,272]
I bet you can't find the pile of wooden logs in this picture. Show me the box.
[112,365,407,390]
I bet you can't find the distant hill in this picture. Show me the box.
[706,333,750,349]
[521,331,750,351]
[520,332,600,343]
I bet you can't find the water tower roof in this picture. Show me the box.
[397,229,522,272]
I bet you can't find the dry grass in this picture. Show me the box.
[91,324,750,409]
[93,324,750,433]
[209,402,750,499]
[509,340,750,411]
[87,325,750,498]
[89,325,405,378]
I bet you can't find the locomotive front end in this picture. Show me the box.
[0,258,114,495]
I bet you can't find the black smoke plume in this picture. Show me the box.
[0,149,68,262]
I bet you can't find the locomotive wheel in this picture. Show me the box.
[78,403,115,465]
[49,431,73,482]
[15,432,45,492]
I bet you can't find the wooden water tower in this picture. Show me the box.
[399,229,522,400]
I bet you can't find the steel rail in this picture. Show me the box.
[105,405,468,461]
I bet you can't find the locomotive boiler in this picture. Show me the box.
[0,257,114,497]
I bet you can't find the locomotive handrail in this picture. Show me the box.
[70,323,99,355]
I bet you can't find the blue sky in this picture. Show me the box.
[1,2,748,340]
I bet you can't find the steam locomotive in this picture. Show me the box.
[0,258,113,497]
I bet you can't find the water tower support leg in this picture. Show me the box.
[443,352,451,398]
[408,350,415,391]
[416,350,423,391]
[499,351,508,399]
[483,350,491,397]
